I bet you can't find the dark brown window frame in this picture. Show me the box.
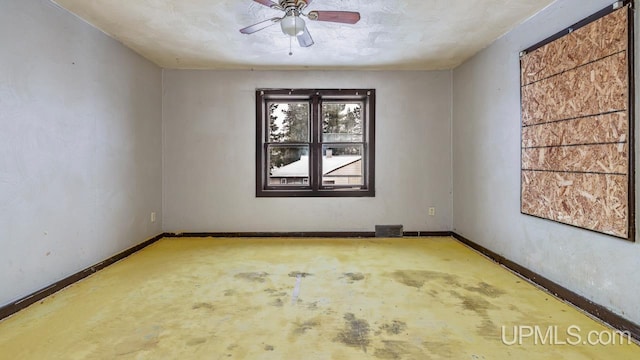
[256,89,376,197]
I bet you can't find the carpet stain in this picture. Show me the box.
[380,320,407,335]
[344,272,365,282]
[450,290,500,339]
[373,340,424,359]
[450,291,496,316]
[288,271,312,278]
[270,298,284,307]
[192,302,215,311]
[390,270,459,289]
[464,282,506,298]
[234,272,269,283]
[462,296,495,315]
[335,313,370,352]
[423,340,455,358]
[264,288,288,297]
[264,345,274,351]
[292,319,321,335]
[477,319,500,339]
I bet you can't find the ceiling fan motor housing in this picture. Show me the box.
[279,0,308,11]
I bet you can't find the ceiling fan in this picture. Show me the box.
[239,0,361,49]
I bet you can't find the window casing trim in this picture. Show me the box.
[256,89,375,197]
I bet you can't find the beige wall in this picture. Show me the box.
[162,70,452,232]
[0,0,163,306]
[452,0,640,324]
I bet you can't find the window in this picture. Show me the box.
[256,89,375,197]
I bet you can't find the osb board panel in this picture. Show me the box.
[522,112,627,148]
[520,5,632,239]
[521,52,628,126]
[521,171,628,237]
[522,143,627,174]
[521,8,627,86]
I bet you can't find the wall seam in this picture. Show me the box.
[449,69,455,232]
[161,69,166,232]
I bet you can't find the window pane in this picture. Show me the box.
[322,103,363,142]
[321,145,363,186]
[268,146,309,185]
[268,102,309,143]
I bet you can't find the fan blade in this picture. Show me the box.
[297,26,314,47]
[308,11,360,24]
[240,17,281,34]
[253,0,281,9]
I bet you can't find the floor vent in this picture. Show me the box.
[375,225,403,237]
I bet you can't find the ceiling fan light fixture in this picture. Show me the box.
[280,14,305,36]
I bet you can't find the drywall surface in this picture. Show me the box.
[0,0,162,306]
[453,0,640,324]
[163,70,452,232]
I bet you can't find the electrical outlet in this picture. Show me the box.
[151,212,157,223]
[428,207,436,216]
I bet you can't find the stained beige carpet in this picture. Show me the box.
[0,237,638,359]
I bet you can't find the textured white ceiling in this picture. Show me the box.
[51,0,556,70]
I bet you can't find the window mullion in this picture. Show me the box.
[311,93,321,190]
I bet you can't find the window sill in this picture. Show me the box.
[256,189,375,198]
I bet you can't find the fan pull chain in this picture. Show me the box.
[289,36,293,56]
